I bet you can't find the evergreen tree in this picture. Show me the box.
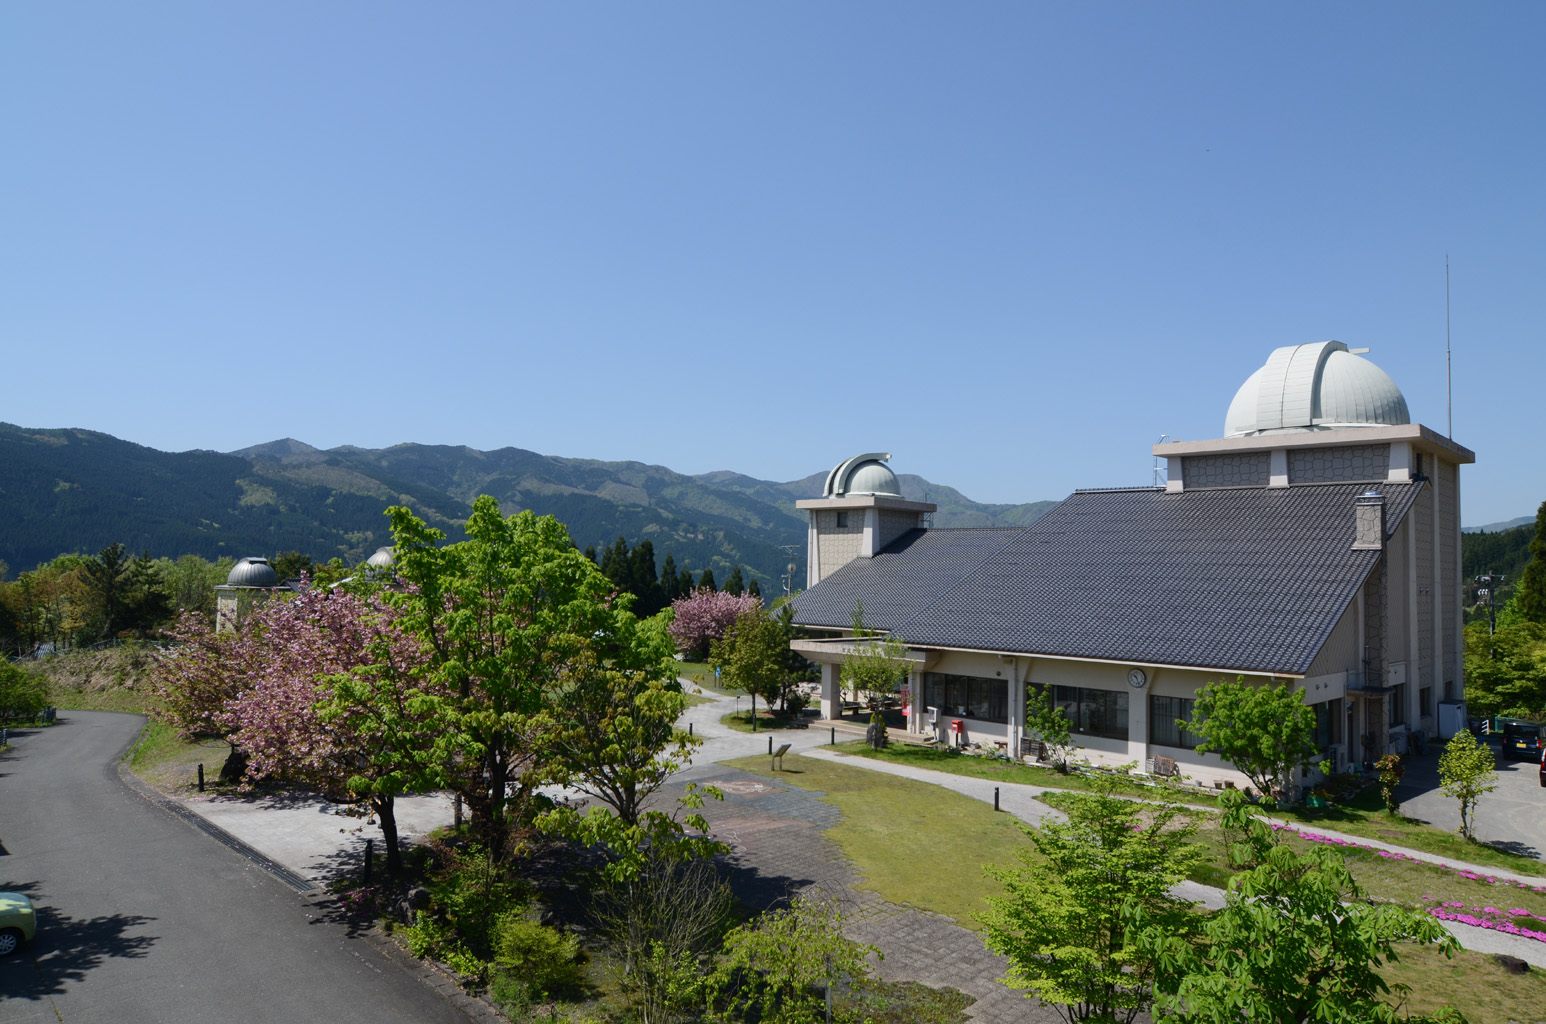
[1513,499,1546,624]
[698,568,717,592]
[659,553,679,601]
[677,567,695,598]
[723,566,745,596]
[583,545,598,564]
[747,579,761,599]
[600,536,631,592]
[629,540,661,616]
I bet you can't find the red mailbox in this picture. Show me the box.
[950,718,964,734]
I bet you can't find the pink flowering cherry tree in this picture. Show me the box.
[667,588,760,662]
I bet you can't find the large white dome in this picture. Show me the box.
[1224,341,1410,437]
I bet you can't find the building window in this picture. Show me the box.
[1150,695,1197,750]
[1389,684,1407,727]
[836,511,849,528]
[924,672,1007,723]
[1314,699,1342,747]
[1419,686,1433,720]
[1035,683,1128,741]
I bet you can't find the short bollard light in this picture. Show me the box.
[197,763,205,793]
[994,786,1000,812]
[830,726,835,745]
[768,735,773,755]
[363,838,374,885]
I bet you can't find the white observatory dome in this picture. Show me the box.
[1224,341,1410,437]
[822,452,902,497]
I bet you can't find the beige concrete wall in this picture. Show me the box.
[814,509,864,580]
[1305,604,1359,680]
[1439,459,1461,696]
[877,509,922,550]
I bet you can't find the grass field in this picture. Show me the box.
[730,752,1537,1023]
[724,752,1026,930]
[845,741,1546,881]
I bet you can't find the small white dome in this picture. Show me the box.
[1224,341,1410,437]
[823,452,901,497]
[365,546,394,569]
[226,557,280,587]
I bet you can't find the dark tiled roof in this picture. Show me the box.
[791,528,1023,632]
[792,483,1421,676]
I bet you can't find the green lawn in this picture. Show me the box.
[724,753,1534,1022]
[126,719,235,794]
[719,710,813,733]
[724,752,1027,930]
[673,660,725,692]
[840,741,1221,806]
[1275,792,1546,878]
[845,741,1546,881]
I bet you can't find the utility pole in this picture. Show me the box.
[1475,571,1504,658]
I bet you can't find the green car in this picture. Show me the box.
[0,892,36,956]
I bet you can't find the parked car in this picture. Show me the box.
[1539,746,1546,788]
[0,892,36,956]
[1500,719,1546,762]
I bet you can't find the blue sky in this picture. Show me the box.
[4,3,1541,526]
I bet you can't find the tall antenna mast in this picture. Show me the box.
[1446,255,1453,439]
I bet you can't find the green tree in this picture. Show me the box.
[660,553,680,602]
[981,775,1201,1024]
[81,543,170,640]
[723,566,744,596]
[1184,678,1317,803]
[1025,684,1074,770]
[1462,617,1546,719]
[387,496,656,857]
[271,550,315,581]
[840,606,910,710]
[1142,790,1457,1024]
[711,606,788,730]
[0,660,49,724]
[629,539,663,616]
[1512,499,1546,624]
[1437,729,1497,841]
[747,578,762,599]
[536,644,693,826]
[697,568,717,592]
[706,895,878,1024]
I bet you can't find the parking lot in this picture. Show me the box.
[1397,736,1544,859]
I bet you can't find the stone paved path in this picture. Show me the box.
[665,763,1058,1024]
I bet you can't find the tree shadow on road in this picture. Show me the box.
[0,882,157,1001]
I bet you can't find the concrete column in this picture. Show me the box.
[1269,449,1289,487]
[1008,662,1025,757]
[820,662,841,720]
[861,507,878,557]
[1129,680,1149,767]
[806,517,820,588]
[907,670,923,734]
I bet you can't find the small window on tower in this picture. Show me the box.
[836,511,849,528]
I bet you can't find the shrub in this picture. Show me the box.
[492,914,586,999]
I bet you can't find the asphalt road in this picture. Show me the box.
[1397,737,1545,859]
[0,711,469,1024]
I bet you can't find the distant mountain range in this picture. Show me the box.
[1462,516,1535,534]
[0,423,1058,590]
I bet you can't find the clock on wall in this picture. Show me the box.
[1127,668,1147,688]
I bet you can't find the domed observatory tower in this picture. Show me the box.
[1155,341,1475,748]
[215,556,286,632]
[796,453,937,588]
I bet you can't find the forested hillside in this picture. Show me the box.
[0,423,1056,593]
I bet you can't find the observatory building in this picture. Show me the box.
[789,341,1473,789]
[214,556,291,632]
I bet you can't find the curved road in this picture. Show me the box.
[0,711,469,1024]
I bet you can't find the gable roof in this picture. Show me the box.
[792,482,1421,676]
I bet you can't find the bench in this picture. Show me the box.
[771,743,792,771]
